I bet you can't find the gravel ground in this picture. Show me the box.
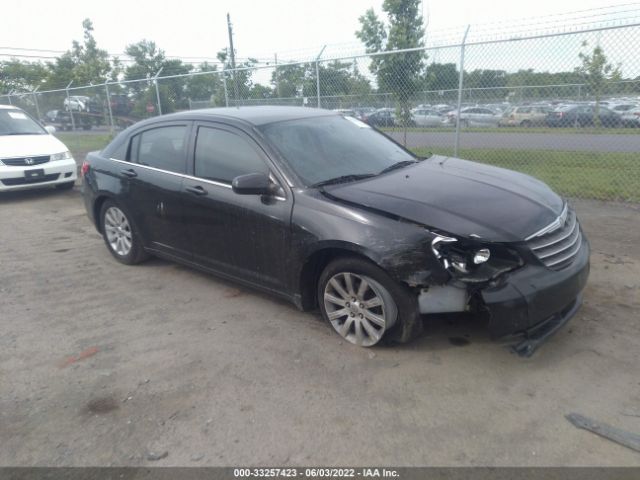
[0,186,639,466]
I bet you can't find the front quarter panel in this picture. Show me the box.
[290,189,449,289]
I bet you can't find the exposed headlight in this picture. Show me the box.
[431,235,521,282]
[473,248,491,264]
[51,151,73,161]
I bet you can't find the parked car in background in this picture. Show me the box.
[448,107,501,127]
[332,109,357,118]
[545,105,622,128]
[411,108,446,127]
[364,108,396,127]
[63,95,103,114]
[621,107,640,127]
[81,106,589,355]
[0,105,77,192]
[108,94,134,116]
[353,107,376,121]
[44,110,59,123]
[499,105,553,127]
[609,103,638,114]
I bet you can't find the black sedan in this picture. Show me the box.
[82,107,589,355]
[545,105,621,127]
[363,109,396,127]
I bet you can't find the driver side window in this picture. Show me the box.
[194,126,269,184]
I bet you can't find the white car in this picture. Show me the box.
[448,107,502,127]
[621,107,640,127]
[0,106,77,192]
[63,95,90,112]
[411,108,446,127]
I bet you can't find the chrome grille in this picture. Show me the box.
[527,206,582,271]
[2,155,50,166]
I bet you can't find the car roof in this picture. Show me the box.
[161,106,338,126]
[0,105,20,111]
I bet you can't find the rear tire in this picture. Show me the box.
[317,257,420,347]
[99,200,148,265]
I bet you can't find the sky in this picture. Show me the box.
[2,0,639,66]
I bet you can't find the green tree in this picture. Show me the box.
[424,62,458,92]
[186,62,224,106]
[0,60,49,93]
[356,0,425,132]
[578,42,621,126]
[124,40,192,114]
[216,48,259,104]
[271,63,309,99]
[45,19,112,89]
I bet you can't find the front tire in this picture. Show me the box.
[318,257,411,347]
[99,200,148,265]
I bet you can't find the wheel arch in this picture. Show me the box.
[93,194,116,234]
[297,243,381,311]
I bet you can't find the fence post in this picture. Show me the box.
[223,74,229,107]
[32,87,41,121]
[104,80,115,135]
[274,53,281,99]
[454,25,470,158]
[66,81,76,131]
[7,91,13,105]
[316,45,326,108]
[154,67,163,116]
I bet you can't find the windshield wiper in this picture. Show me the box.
[378,160,417,175]
[311,173,377,188]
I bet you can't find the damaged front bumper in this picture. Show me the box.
[480,236,590,356]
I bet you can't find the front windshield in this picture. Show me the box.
[260,115,416,186]
[0,109,46,135]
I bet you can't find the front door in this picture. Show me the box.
[181,124,292,291]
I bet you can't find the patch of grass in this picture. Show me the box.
[411,146,640,202]
[54,133,112,160]
[383,126,640,135]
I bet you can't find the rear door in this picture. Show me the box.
[120,123,191,258]
[181,123,292,290]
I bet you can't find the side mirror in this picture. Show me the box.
[232,173,277,196]
[45,125,56,134]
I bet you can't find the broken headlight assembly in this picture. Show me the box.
[431,235,523,283]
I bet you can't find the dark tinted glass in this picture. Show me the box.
[133,126,187,173]
[110,140,128,161]
[194,127,268,183]
[260,115,416,186]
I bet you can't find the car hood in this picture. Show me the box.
[0,134,69,159]
[324,156,564,242]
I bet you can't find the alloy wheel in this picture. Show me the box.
[104,206,133,257]
[323,272,397,347]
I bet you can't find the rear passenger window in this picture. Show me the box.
[131,125,187,174]
[194,127,268,184]
[109,140,128,161]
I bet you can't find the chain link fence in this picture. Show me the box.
[2,22,639,202]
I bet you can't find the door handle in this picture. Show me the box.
[120,168,137,178]
[186,185,208,196]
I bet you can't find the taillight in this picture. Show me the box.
[81,161,90,176]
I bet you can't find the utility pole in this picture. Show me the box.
[227,13,240,104]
